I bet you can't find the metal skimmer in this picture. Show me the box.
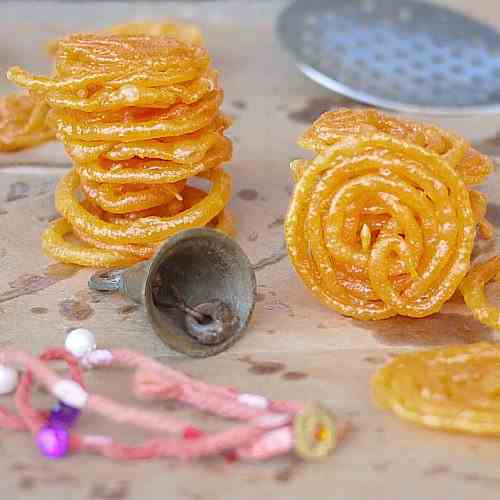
[276,0,500,114]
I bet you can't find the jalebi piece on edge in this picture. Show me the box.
[373,343,500,435]
[285,109,496,321]
[461,256,500,328]
[0,94,54,152]
[8,33,233,268]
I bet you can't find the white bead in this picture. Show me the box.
[0,365,18,395]
[53,380,88,409]
[238,393,269,409]
[81,350,113,370]
[254,414,290,429]
[65,328,96,358]
[251,427,293,454]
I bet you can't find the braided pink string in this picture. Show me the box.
[0,347,334,462]
[1,348,84,434]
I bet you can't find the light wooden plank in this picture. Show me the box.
[1,2,500,499]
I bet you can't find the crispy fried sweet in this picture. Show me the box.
[80,178,186,214]
[461,256,500,328]
[3,20,206,154]
[42,69,218,112]
[373,343,500,435]
[62,114,230,164]
[0,94,54,152]
[286,109,497,321]
[46,90,223,141]
[106,20,204,46]
[9,35,210,94]
[286,132,476,320]
[76,137,232,185]
[10,33,233,267]
[47,20,204,54]
[53,168,230,245]
[469,190,493,240]
[300,108,493,186]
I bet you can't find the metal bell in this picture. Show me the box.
[88,228,257,357]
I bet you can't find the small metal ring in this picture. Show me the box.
[88,269,124,292]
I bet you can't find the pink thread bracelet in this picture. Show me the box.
[0,332,344,463]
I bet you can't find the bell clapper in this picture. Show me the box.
[152,282,239,346]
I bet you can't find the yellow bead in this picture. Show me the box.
[294,404,337,460]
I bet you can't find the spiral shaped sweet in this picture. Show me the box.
[8,34,233,267]
[299,109,493,186]
[286,126,479,320]
[47,19,204,54]
[0,94,54,152]
[0,20,205,154]
[461,256,500,329]
[373,343,500,435]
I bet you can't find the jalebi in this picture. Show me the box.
[461,256,500,329]
[299,108,493,186]
[2,19,205,154]
[373,343,500,435]
[8,33,233,267]
[0,94,54,152]
[285,109,494,321]
[48,19,204,54]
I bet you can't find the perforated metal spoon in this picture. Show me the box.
[276,0,500,115]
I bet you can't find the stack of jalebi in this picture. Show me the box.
[2,20,203,154]
[285,108,494,322]
[8,33,233,267]
[0,94,53,152]
[373,343,500,435]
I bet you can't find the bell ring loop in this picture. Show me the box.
[88,269,125,293]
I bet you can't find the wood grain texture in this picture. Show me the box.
[1,2,500,499]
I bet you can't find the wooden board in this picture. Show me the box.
[1,2,500,499]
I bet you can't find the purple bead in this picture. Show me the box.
[48,401,81,428]
[36,425,70,459]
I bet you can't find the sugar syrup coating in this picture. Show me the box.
[2,20,205,154]
[47,19,204,54]
[9,33,234,267]
[286,109,496,321]
[286,132,476,320]
[461,256,500,328]
[299,108,493,186]
[373,343,500,435]
[0,94,54,152]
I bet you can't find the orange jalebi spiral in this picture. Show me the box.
[373,343,500,435]
[8,33,234,267]
[286,109,495,321]
[0,94,54,152]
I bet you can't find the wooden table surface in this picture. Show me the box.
[2,1,500,499]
